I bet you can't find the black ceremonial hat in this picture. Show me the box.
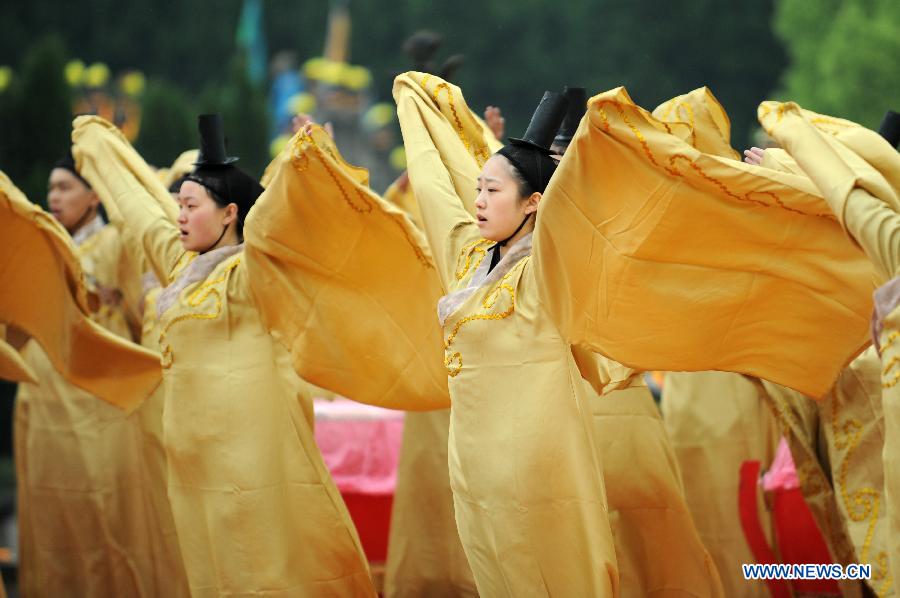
[878,110,900,149]
[496,91,569,194]
[193,113,239,166]
[507,91,569,154]
[554,86,587,146]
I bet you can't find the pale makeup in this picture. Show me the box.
[176,180,238,252]
[474,154,539,251]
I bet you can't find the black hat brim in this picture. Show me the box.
[506,137,554,155]
[193,156,240,166]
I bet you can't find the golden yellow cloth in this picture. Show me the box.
[73,116,374,597]
[0,329,35,382]
[534,87,876,398]
[662,372,779,597]
[591,374,723,597]
[130,285,191,596]
[243,125,450,411]
[649,93,779,595]
[651,87,741,161]
[384,410,479,598]
[14,214,167,597]
[380,178,477,596]
[0,171,161,407]
[760,349,893,597]
[158,148,199,190]
[396,71,619,597]
[383,176,423,230]
[761,102,900,596]
[758,102,900,282]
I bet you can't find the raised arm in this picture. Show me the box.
[393,72,501,290]
[72,116,184,285]
[760,102,900,281]
[243,125,450,411]
[534,87,875,398]
[0,171,161,410]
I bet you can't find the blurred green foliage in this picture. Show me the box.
[774,0,900,128]
[0,35,72,205]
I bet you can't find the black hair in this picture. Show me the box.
[498,154,536,199]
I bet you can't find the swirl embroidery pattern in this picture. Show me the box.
[596,99,834,219]
[290,130,432,268]
[830,393,891,594]
[158,257,241,368]
[880,331,900,388]
[455,239,493,281]
[443,257,528,377]
[418,74,491,167]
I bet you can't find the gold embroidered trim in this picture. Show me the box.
[657,99,698,148]
[418,75,491,167]
[596,99,835,219]
[443,257,528,376]
[881,331,900,388]
[158,257,241,368]
[455,239,493,281]
[830,395,891,593]
[291,130,431,268]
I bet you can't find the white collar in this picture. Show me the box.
[436,232,533,327]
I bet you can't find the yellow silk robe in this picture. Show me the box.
[386,122,721,593]
[0,326,36,383]
[762,348,893,597]
[395,72,619,597]
[584,364,723,597]
[651,89,779,597]
[760,102,900,594]
[381,179,478,598]
[662,372,779,597]
[73,116,374,597]
[535,87,876,399]
[15,216,163,597]
[0,171,161,405]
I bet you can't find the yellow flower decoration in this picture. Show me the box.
[389,146,406,170]
[363,103,396,129]
[341,65,371,91]
[269,134,290,158]
[0,67,11,92]
[289,92,316,115]
[84,62,110,88]
[64,60,85,86]
[120,71,146,96]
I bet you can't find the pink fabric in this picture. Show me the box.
[313,398,404,495]
[761,437,800,492]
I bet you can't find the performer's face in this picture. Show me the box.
[177,180,235,252]
[474,155,539,242]
[47,168,99,234]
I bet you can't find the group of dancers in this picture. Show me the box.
[1,69,899,597]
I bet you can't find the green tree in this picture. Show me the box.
[135,79,196,168]
[775,0,900,128]
[0,35,72,204]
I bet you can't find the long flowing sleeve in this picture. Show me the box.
[72,116,184,285]
[0,171,161,410]
[760,102,900,281]
[534,87,876,398]
[0,327,36,383]
[393,72,501,291]
[243,125,450,411]
[651,87,741,160]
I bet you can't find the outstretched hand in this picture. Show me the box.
[743,147,766,166]
[292,114,334,139]
[484,106,505,142]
